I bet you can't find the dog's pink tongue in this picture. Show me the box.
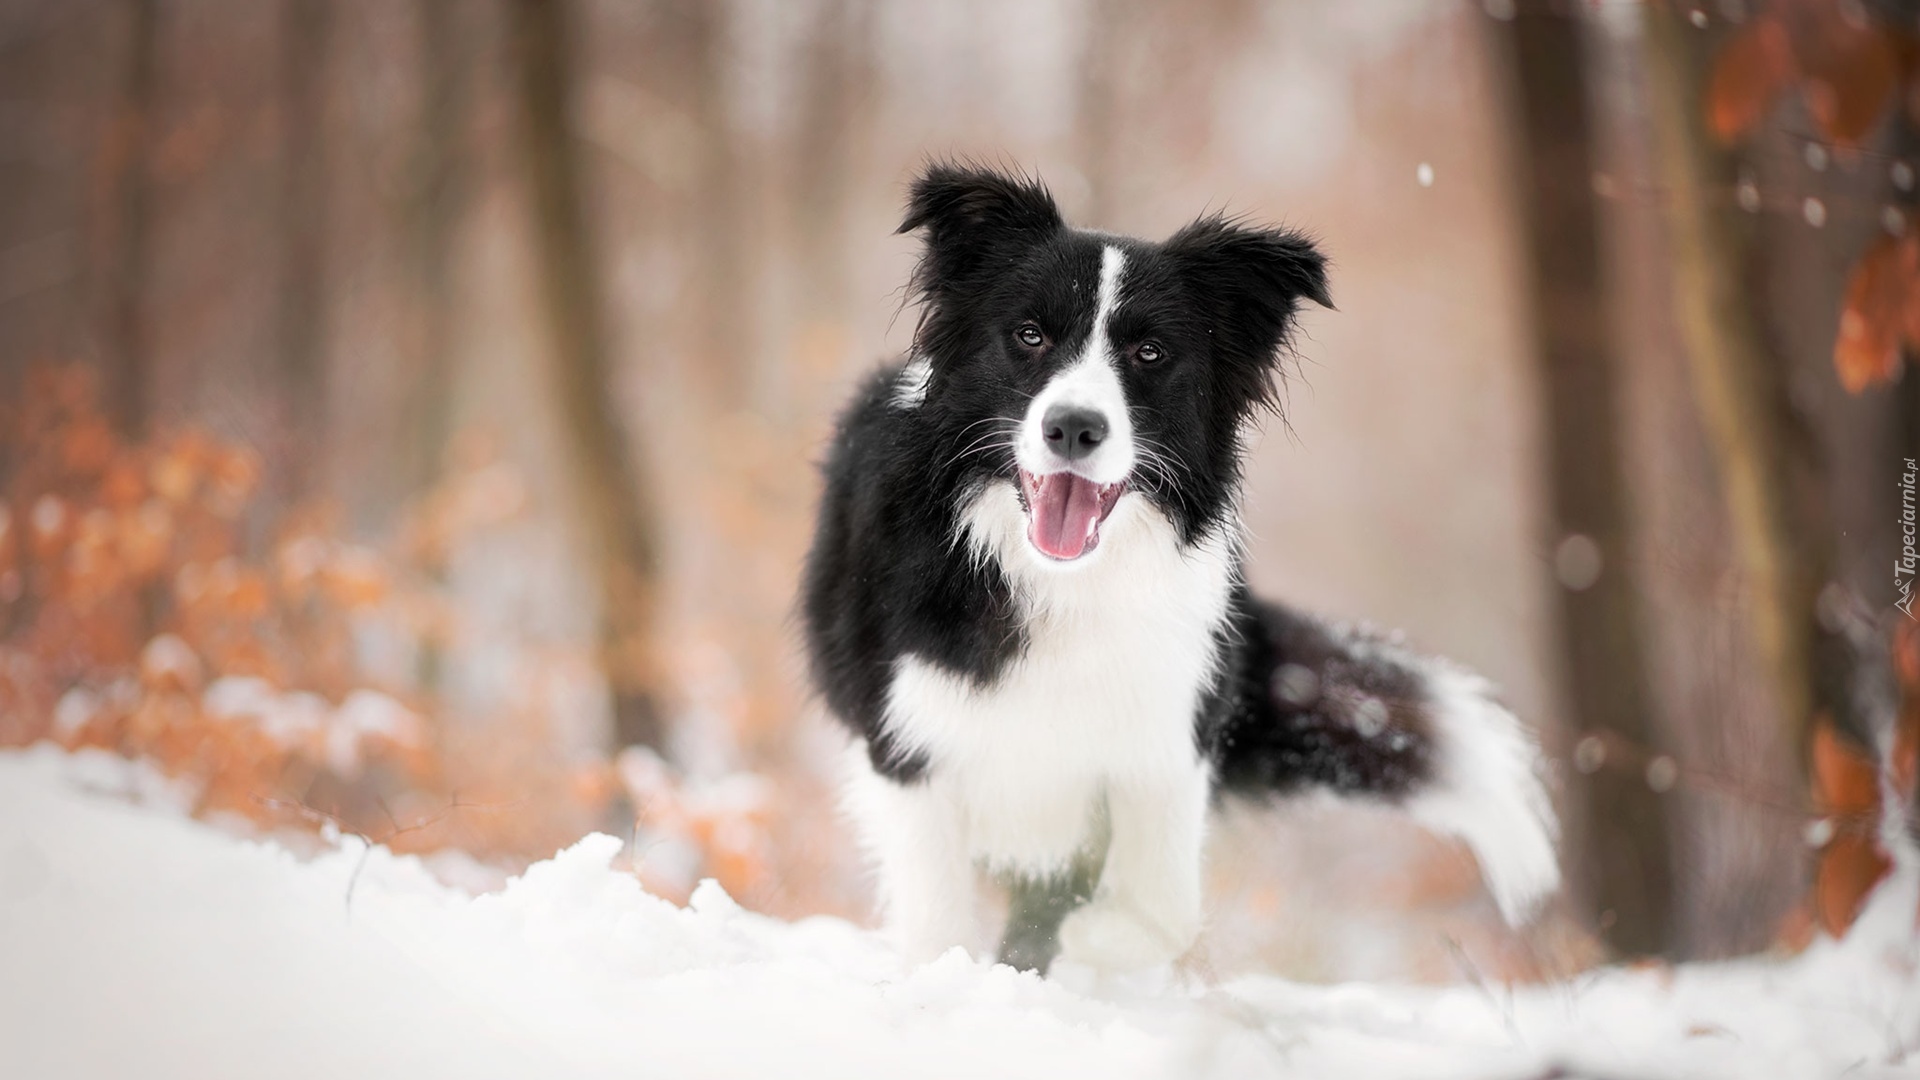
[1028,472,1104,560]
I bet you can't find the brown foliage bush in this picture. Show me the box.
[0,365,775,904]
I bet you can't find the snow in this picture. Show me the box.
[199,678,421,774]
[2,747,1917,1080]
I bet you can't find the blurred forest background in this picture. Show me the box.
[3,0,1919,985]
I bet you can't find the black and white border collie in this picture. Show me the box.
[802,163,1558,972]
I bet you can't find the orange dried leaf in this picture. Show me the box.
[225,568,271,619]
[214,637,279,681]
[150,451,197,504]
[321,546,389,610]
[569,763,617,809]
[1894,622,1920,798]
[1708,15,1796,143]
[1835,234,1912,393]
[116,502,173,579]
[1815,832,1893,937]
[1896,619,1920,688]
[1811,721,1880,817]
[1791,12,1899,148]
[1893,717,1918,798]
[61,416,117,475]
[99,460,148,507]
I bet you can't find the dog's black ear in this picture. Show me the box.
[1165,216,1330,385]
[898,163,1063,292]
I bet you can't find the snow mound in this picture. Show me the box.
[0,746,1915,1079]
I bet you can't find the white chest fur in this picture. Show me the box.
[880,481,1237,874]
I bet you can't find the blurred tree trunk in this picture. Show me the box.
[678,0,752,409]
[404,0,474,695]
[789,0,870,366]
[276,0,332,499]
[99,0,158,442]
[404,0,472,498]
[1498,2,1673,956]
[1076,0,1133,225]
[508,0,667,752]
[1641,9,1844,777]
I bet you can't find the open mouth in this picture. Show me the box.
[1017,470,1127,562]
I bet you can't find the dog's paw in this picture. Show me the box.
[1056,899,1196,972]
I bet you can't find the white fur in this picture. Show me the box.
[853,481,1236,968]
[1404,664,1560,923]
[1015,246,1134,486]
[891,356,932,410]
[841,746,978,961]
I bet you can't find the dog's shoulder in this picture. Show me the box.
[803,356,1025,778]
[823,358,928,463]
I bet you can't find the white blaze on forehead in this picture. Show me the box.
[1016,245,1135,486]
[1092,244,1125,346]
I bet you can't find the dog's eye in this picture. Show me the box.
[1016,323,1046,349]
[1136,342,1165,364]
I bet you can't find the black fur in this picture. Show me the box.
[1203,595,1434,799]
[802,162,1437,799]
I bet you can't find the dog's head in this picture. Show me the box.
[898,162,1330,565]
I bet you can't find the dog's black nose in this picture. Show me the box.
[1042,406,1108,461]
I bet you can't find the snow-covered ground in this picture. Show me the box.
[1,747,1916,1080]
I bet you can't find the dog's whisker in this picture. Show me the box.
[1132,435,1194,480]
[938,431,1019,473]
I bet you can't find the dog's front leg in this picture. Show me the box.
[1057,759,1209,971]
[850,760,978,964]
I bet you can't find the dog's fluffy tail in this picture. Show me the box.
[1208,598,1560,924]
